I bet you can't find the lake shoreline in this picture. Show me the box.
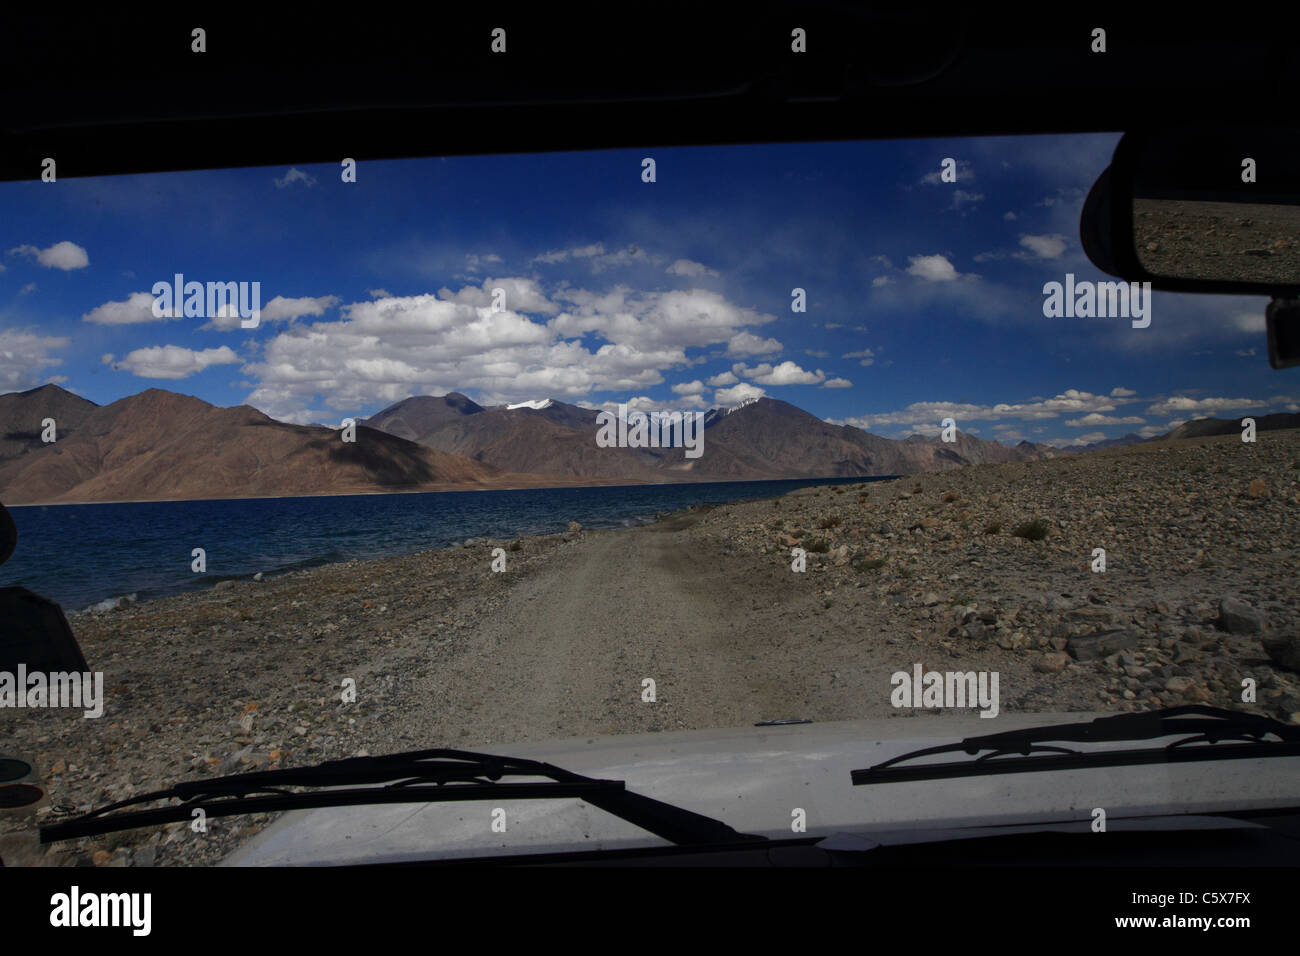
[7,474,887,613]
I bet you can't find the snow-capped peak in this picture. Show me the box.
[506,399,553,410]
[727,397,762,414]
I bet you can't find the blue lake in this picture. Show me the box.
[1,476,891,611]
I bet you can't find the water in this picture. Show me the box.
[1,476,891,611]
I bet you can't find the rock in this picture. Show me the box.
[213,580,236,591]
[1273,694,1300,718]
[219,744,255,774]
[1164,675,1195,695]
[1064,606,1113,623]
[1066,628,1138,662]
[567,521,583,533]
[1218,597,1264,634]
[132,845,157,867]
[830,545,850,566]
[922,591,940,607]
[1035,652,1070,673]
[0,833,46,866]
[92,850,112,866]
[1247,479,1269,498]
[253,572,264,582]
[1262,634,1300,671]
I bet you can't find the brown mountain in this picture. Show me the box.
[1161,413,1300,441]
[0,383,99,465]
[360,392,484,442]
[365,393,1055,481]
[682,398,1051,477]
[0,386,550,505]
[365,398,675,481]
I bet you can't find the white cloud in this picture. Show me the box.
[531,243,605,265]
[725,331,782,357]
[0,329,69,392]
[1003,211,1017,221]
[1233,312,1266,334]
[8,241,89,270]
[714,382,765,406]
[439,277,558,315]
[871,275,892,287]
[823,377,852,389]
[949,190,984,211]
[1145,395,1268,417]
[1057,431,1108,447]
[18,283,36,296]
[82,291,177,325]
[732,361,824,386]
[237,280,783,418]
[368,289,391,299]
[842,348,874,366]
[1064,413,1146,427]
[200,294,340,331]
[706,370,738,387]
[273,167,318,188]
[464,253,503,272]
[843,388,1132,430]
[531,242,658,272]
[1110,386,1136,397]
[1017,233,1069,259]
[109,345,240,380]
[666,258,719,278]
[671,379,706,396]
[906,254,960,282]
[551,287,775,354]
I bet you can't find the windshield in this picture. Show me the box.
[2,132,1297,867]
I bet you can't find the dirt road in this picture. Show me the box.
[410,512,856,747]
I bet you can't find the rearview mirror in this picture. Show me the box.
[1084,127,1300,296]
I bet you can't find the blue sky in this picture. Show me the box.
[1,132,1292,446]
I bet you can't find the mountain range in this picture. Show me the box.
[1,384,1294,505]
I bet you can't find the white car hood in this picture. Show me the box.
[222,712,1297,865]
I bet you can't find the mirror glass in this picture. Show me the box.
[1131,128,1300,285]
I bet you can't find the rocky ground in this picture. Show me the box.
[1134,197,1300,285]
[3,429,1298,866]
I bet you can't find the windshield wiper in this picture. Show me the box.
[851,705,1300,786]
[41,748,766,847]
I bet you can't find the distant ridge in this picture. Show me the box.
[1160,413,1300,441]
[7,384,1297,505]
